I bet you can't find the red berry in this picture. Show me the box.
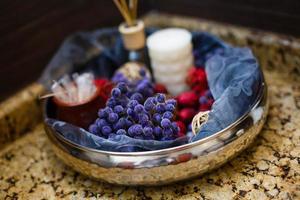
[94,78,108,88]
[176,121,186,136]
[178,132,185,138]
[199,103,211,111]
[208,99,214,106]
[154,83,168,94]
[199,97,214,111]
[176,91,199,108]
[94,78,114,102]
[200,90,207,97]
[179,108,197,124]
[186,68,208,94]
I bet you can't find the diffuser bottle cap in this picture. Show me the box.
[119,20,145,50]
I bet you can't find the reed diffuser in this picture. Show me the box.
[113,0,138,27]
[113,0,150,79]
[113,0,144,51]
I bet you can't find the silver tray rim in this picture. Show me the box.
[44,81,266,157]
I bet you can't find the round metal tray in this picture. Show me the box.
[44,82,268,186]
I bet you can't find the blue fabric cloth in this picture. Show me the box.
[42,28,263,152]
[46,118,188,152]
[192,47,262,141]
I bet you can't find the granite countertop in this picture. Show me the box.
[0,13,299,200]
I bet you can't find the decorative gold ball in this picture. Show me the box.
[191,111,210,135]
[115,61,151,82]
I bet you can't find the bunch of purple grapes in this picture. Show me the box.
[89,70,179,141]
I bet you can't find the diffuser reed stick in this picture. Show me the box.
[113,0,138,26]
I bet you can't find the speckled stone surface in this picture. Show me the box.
[0,71,299,199]
[0,13,300,199]
[0,83,43,149]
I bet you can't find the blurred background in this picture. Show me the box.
[1,0,299,100]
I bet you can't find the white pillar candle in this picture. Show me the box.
[147,28,194,95]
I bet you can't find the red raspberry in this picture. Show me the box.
[154,83,168,94]
[200,90,207,97]
[94,79,114,102]
[199,103,211,111]
[94,78,108,88]
[186,68,208,94]
[179,108,197,124]
[176,91,199,108]
[208,99,214,107]
[176,121,186,137]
